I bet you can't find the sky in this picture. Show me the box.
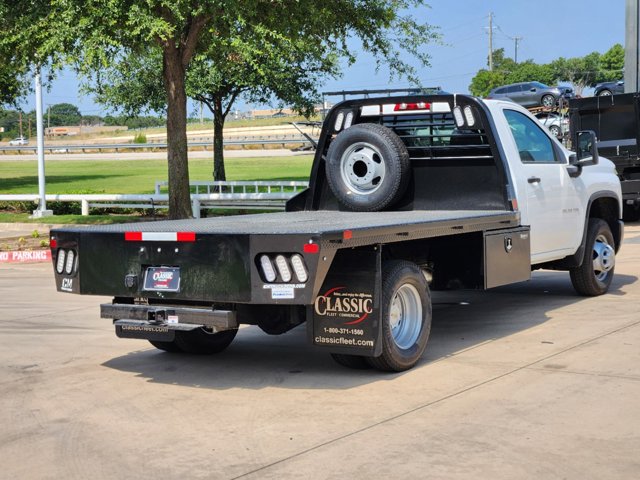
[23,0,625,116]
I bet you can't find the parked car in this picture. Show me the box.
[8,136,28,146]
[593,80,624,96]
[487,82,572,108]
[534,111,569,138]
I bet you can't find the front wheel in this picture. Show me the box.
[549,124,561,138]
[367,261,432,372]
[597,89,613,96]
[570,219,616,296]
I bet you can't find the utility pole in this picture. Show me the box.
[626,0,640,93]
[31,68,53,218]
[514,36,523,63]
[19,111,23,137]
[488,12,494,71]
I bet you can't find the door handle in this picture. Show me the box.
[528,176,541,184]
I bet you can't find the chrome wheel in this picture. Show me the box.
[340,142,386,195]
[592,234,615,282]
[541,95,555,108]
[598,89,612,96]
[389,284,422,350]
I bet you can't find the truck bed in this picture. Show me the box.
[61,209,519,247]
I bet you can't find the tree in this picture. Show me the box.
[2,1,438,218]
[469,70,505,97]
[80,1,437,189]
[598,43,624,82]
[187,29,340,181]
[48,103,82,126]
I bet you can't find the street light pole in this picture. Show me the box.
[31,68,53,218]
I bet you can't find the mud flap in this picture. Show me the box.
[308,246,382,357]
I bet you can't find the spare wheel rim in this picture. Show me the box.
[340,142,387,195]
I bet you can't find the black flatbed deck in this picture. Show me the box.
[58,209,519,248]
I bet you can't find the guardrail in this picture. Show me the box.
[0,181,309,218]
[0,137,317,154]
[154,180,309,195]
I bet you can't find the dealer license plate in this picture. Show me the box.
[143,266,181,292]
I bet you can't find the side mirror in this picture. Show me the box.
[570,130,599,166]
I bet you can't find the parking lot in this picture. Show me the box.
[2,224,640,479]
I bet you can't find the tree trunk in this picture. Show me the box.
[163,48,192,219]
[212,97,226,181]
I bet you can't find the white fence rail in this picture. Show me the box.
[0,137,316,154]
[0,181,309,218]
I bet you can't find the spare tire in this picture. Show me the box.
[325,123,410,211]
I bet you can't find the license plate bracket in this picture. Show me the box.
[143,266,181,292]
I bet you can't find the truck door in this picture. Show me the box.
[503,109,583,262]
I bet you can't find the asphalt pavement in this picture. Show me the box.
[1,224,639,479]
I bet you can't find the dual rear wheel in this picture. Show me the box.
[149,328,238,355]
[332,260,432,372]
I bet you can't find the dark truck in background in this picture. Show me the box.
[570,93,640,220]
[51,94,622,372]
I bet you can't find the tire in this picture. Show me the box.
[570,219,616,296]
[367,261,432,372]
[541,94,556,108]
[325,123,410,211]
[173,328,238,354]
[597,89,612,96]
[549,125,561,138]
[330,353,372,370]
[623,204,640,222]
[149,339,182,353]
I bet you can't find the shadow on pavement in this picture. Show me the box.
[102,270,637,390]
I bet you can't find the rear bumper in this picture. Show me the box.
[101,303,237,333]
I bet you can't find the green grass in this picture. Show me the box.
[0,213,153,224]
[0,155,314,195]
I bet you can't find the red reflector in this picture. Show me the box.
[394,102,431,111]
[50,239,57,249]
[125,232,142,241]
[343,230,353,240]
[177,232,196,242]
[303,243,320,254]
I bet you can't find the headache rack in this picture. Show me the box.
[298,93,515,213]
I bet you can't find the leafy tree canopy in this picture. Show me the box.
[1,0,439,218]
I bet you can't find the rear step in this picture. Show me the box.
[102,304,237,331]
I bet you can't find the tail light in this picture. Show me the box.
[258,253,309,283]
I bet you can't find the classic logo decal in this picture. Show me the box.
[314,286,373,325]
[152,270,174,287]
[143,266,181,292]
